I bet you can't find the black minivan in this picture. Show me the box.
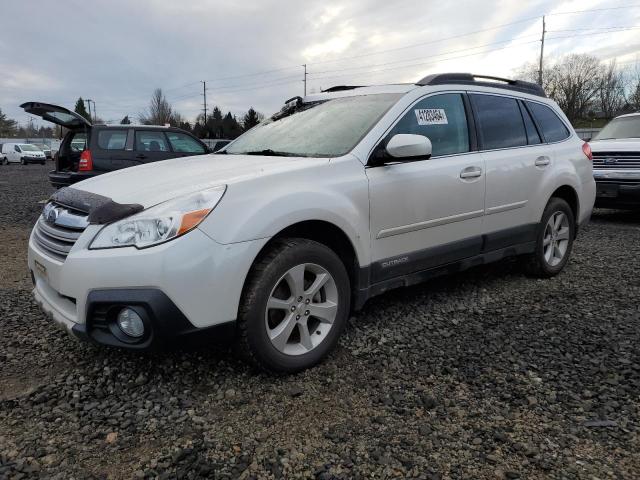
[22,102,212,188]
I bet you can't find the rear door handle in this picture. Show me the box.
[535,156,551,167]
[460,166,482,179]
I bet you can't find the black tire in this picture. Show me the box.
[20,157,26,165]
[523,197,575,278]
[40,161,46,165]
[237,238,351,374]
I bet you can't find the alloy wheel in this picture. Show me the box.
[543,211,570,267]
[265,263,338,356]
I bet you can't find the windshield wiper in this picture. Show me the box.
[240,149,296,157]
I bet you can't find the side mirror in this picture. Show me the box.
[386,134,432,159]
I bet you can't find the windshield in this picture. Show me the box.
[226,93,402,157]
[20,144,40,151]
[594,116,640,140]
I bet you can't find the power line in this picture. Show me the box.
[308,35,540,76]
[547,4,640,16]
[308,40,541,82]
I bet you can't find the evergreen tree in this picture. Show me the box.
[0,108,18,136]
[120,115,131,124]
[74,98,91,122]
[242,107,264,131]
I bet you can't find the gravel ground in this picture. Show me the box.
[1,163,639,480]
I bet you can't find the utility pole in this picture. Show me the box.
[538,15,546,86]
[303,64,307,96]
[91,100,97,123]
[84,99,93,122]
[201,80,207,127]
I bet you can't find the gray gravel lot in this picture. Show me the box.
[1,163,639,479]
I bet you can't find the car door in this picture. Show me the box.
[366,92,486,284]
[134,130,174,164]
[12,145,21,162]
[471,93,549,248]
[165,131,207,157]
[94,128,133,171]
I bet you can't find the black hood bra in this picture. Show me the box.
[50,187,143,225]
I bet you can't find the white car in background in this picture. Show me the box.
[28,73,595,373]
[1,142,47,165]
[590,112,640,209]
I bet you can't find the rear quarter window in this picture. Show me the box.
[526,102,570,143]
[97,130,128,150]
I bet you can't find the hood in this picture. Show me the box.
[71,154,328,207]
[589,138,640,152]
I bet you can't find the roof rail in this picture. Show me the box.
[416,73,546,98]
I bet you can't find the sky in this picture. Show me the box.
[1,0,639,128]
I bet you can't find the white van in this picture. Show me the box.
[1,143,47,165]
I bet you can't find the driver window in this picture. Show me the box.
[14,145,21,152]
[388,93,469,157]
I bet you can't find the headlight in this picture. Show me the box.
[89,185,226,249]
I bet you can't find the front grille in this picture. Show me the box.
[592,151,640,169]
[34,204,88,261]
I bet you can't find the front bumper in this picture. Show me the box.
[28,224,269,349]
[593,170,640,208]
[23,156,46,163]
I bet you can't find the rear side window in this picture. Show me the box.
[135,131,169,152]
[527,102,570,142]
[519,102,542,145]
[388,93,469,156]
[166,132,205,153]
[98,130,127,150]
[471,94,527,150]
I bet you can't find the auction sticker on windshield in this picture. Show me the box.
[415,108,448,125]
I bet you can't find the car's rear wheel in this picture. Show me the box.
[237,238,350,373]
[523,197,575,277]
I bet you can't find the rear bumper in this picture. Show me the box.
[49,170,98,187]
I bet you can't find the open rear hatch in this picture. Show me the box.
[21,102,91,173]
[20,102,92,129]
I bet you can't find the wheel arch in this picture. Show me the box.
[242,220,363,310]
[549,184,579,235]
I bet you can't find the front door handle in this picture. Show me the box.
[460,166,482,179]
[535,156,551,167]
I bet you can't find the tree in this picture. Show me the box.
[0,108,18,136]
[517,54,603,122]
[74,98,91,122]
[120,115,131,125]
[599,60,626,118]
[242,107,264,130]
[222,112,243,139]
[139,88,174,125]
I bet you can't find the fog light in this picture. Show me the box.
[116,308,145,338]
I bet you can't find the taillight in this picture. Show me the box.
[582,142,593,161]
[79,150,93,171]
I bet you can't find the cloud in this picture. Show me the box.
[0,0,638,125]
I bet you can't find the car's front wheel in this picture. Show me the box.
[237,238,350,373]
[523,197,575,277]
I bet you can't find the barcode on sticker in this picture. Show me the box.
[415,108,448,125]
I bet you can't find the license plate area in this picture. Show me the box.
[34,259,48,279]
[597,184,619,198]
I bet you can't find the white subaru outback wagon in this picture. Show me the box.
[28,73,596,373]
